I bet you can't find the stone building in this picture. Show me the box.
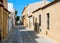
[22,0,49,29]
[8,3,16,32]
[22,0,60,43]
[22,7,28,27]
[32,0,60,43]
[0,0,10,41]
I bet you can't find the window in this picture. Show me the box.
[47,13,49,30]
[33,17,34,25]
[39,15,41,26]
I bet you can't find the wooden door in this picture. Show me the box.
[34,18,37,32]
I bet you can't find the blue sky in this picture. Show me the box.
[8,0,53,16]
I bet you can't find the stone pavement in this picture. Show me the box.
[35,35,58,43]
[1,25,58,43]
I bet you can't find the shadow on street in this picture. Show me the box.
[1,25,39,43]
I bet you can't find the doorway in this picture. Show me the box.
[29,17,33,28]
[34,18,37,32]
[34,18,39,33]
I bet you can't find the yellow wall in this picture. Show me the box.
[22,1,60,43]
[3,9,8,39]
[22,7,29,28]
[24,1,49,30]
[42,1,60,43]
[33,1,60,43]
[0,6,9,40]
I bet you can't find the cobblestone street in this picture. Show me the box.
[1,25,57,43]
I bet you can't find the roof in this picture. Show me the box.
[26,1,50,14]
[0,3,10,14]
[22,5,29,14]
[32,0,60,13]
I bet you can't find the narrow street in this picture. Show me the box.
[1,25,38,43]
[1,25,57,43]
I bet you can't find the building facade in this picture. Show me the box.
[8,3,16,31]
[32,0,60,43]
[22,0,49,29]
[22,0,60,43]
[22,7,28,27]
[0,0,10,41]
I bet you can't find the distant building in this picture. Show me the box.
[8,3,13,32]
[8,3,16,31]
[0,0,10,41]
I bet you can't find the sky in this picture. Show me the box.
[8,0,53,16]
